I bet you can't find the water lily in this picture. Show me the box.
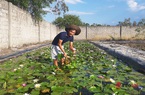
[13,68,17,71]
[52,72,56,75]
[24,93,30,95]
[130,80,136,84]
[112,64,116,68]
[130,80,138,88]
[110,78,115,83]
[33,79,39,83]
[132,84,138,88]
[35,84,41,88]
[116,82,121,89]
[22,83,26,87]
[111,59,114,62]
[19,64,24,68]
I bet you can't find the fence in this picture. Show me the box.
[74,26,139,40]
[0,1,58,49]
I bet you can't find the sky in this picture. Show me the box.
[43,0,145,26]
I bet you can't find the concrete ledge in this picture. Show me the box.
[0,43,50,63]
[91,41,145,74]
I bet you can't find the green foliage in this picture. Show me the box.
[53,14,83,28]
[57,53,64,61]
[6,0,68,22]
[134,19,145,38]
[0,41,145,95]
[138,19,145,26]
[118,18,131,26]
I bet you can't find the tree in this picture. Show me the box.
[52,14,83,28]
[137,19,145,26]
[122,18,131,26]
[135,19,145,39]
[6,0,68,22]
[118,18,132,26]
[133,21,137,26]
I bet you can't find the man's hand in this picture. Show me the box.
[63,52,67,57]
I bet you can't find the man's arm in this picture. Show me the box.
[58,39,67,57]
[69,42,76,53]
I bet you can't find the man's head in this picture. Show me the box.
[65,25,81,36]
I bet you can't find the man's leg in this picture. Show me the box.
[53,59,58,67]
[53,59,61,70]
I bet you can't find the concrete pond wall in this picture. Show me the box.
[0,1,58,49]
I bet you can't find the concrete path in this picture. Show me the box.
[91,41,145,74]
[0,43,51,63]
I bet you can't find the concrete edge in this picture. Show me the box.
[0,43,51,63]
[90,41,145,74]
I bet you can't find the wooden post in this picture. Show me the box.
[86,24,87,40]
[8,2,11,48]
[120,23,122,39]
[38,21,40,42]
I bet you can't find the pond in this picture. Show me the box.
[0,41,145,95]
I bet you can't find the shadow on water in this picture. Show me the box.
[26,54,52,64]
[90,41,145,75]
[73,88,94,95]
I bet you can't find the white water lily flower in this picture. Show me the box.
[112,65,116,68]
[13,68,17,71]
[24,93,30,95]
[110,78,115,83]
[52,72,56,75]
[33,79,39,83]
[111,59,114,62]
[19,64,24,68]
[35,84,41,88]
[130,80,136,84]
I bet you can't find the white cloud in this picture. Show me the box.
[64,0,84,4]
[67,10,95,15]
[127,0,145,12]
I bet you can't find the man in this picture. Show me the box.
[51,25,81,70]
